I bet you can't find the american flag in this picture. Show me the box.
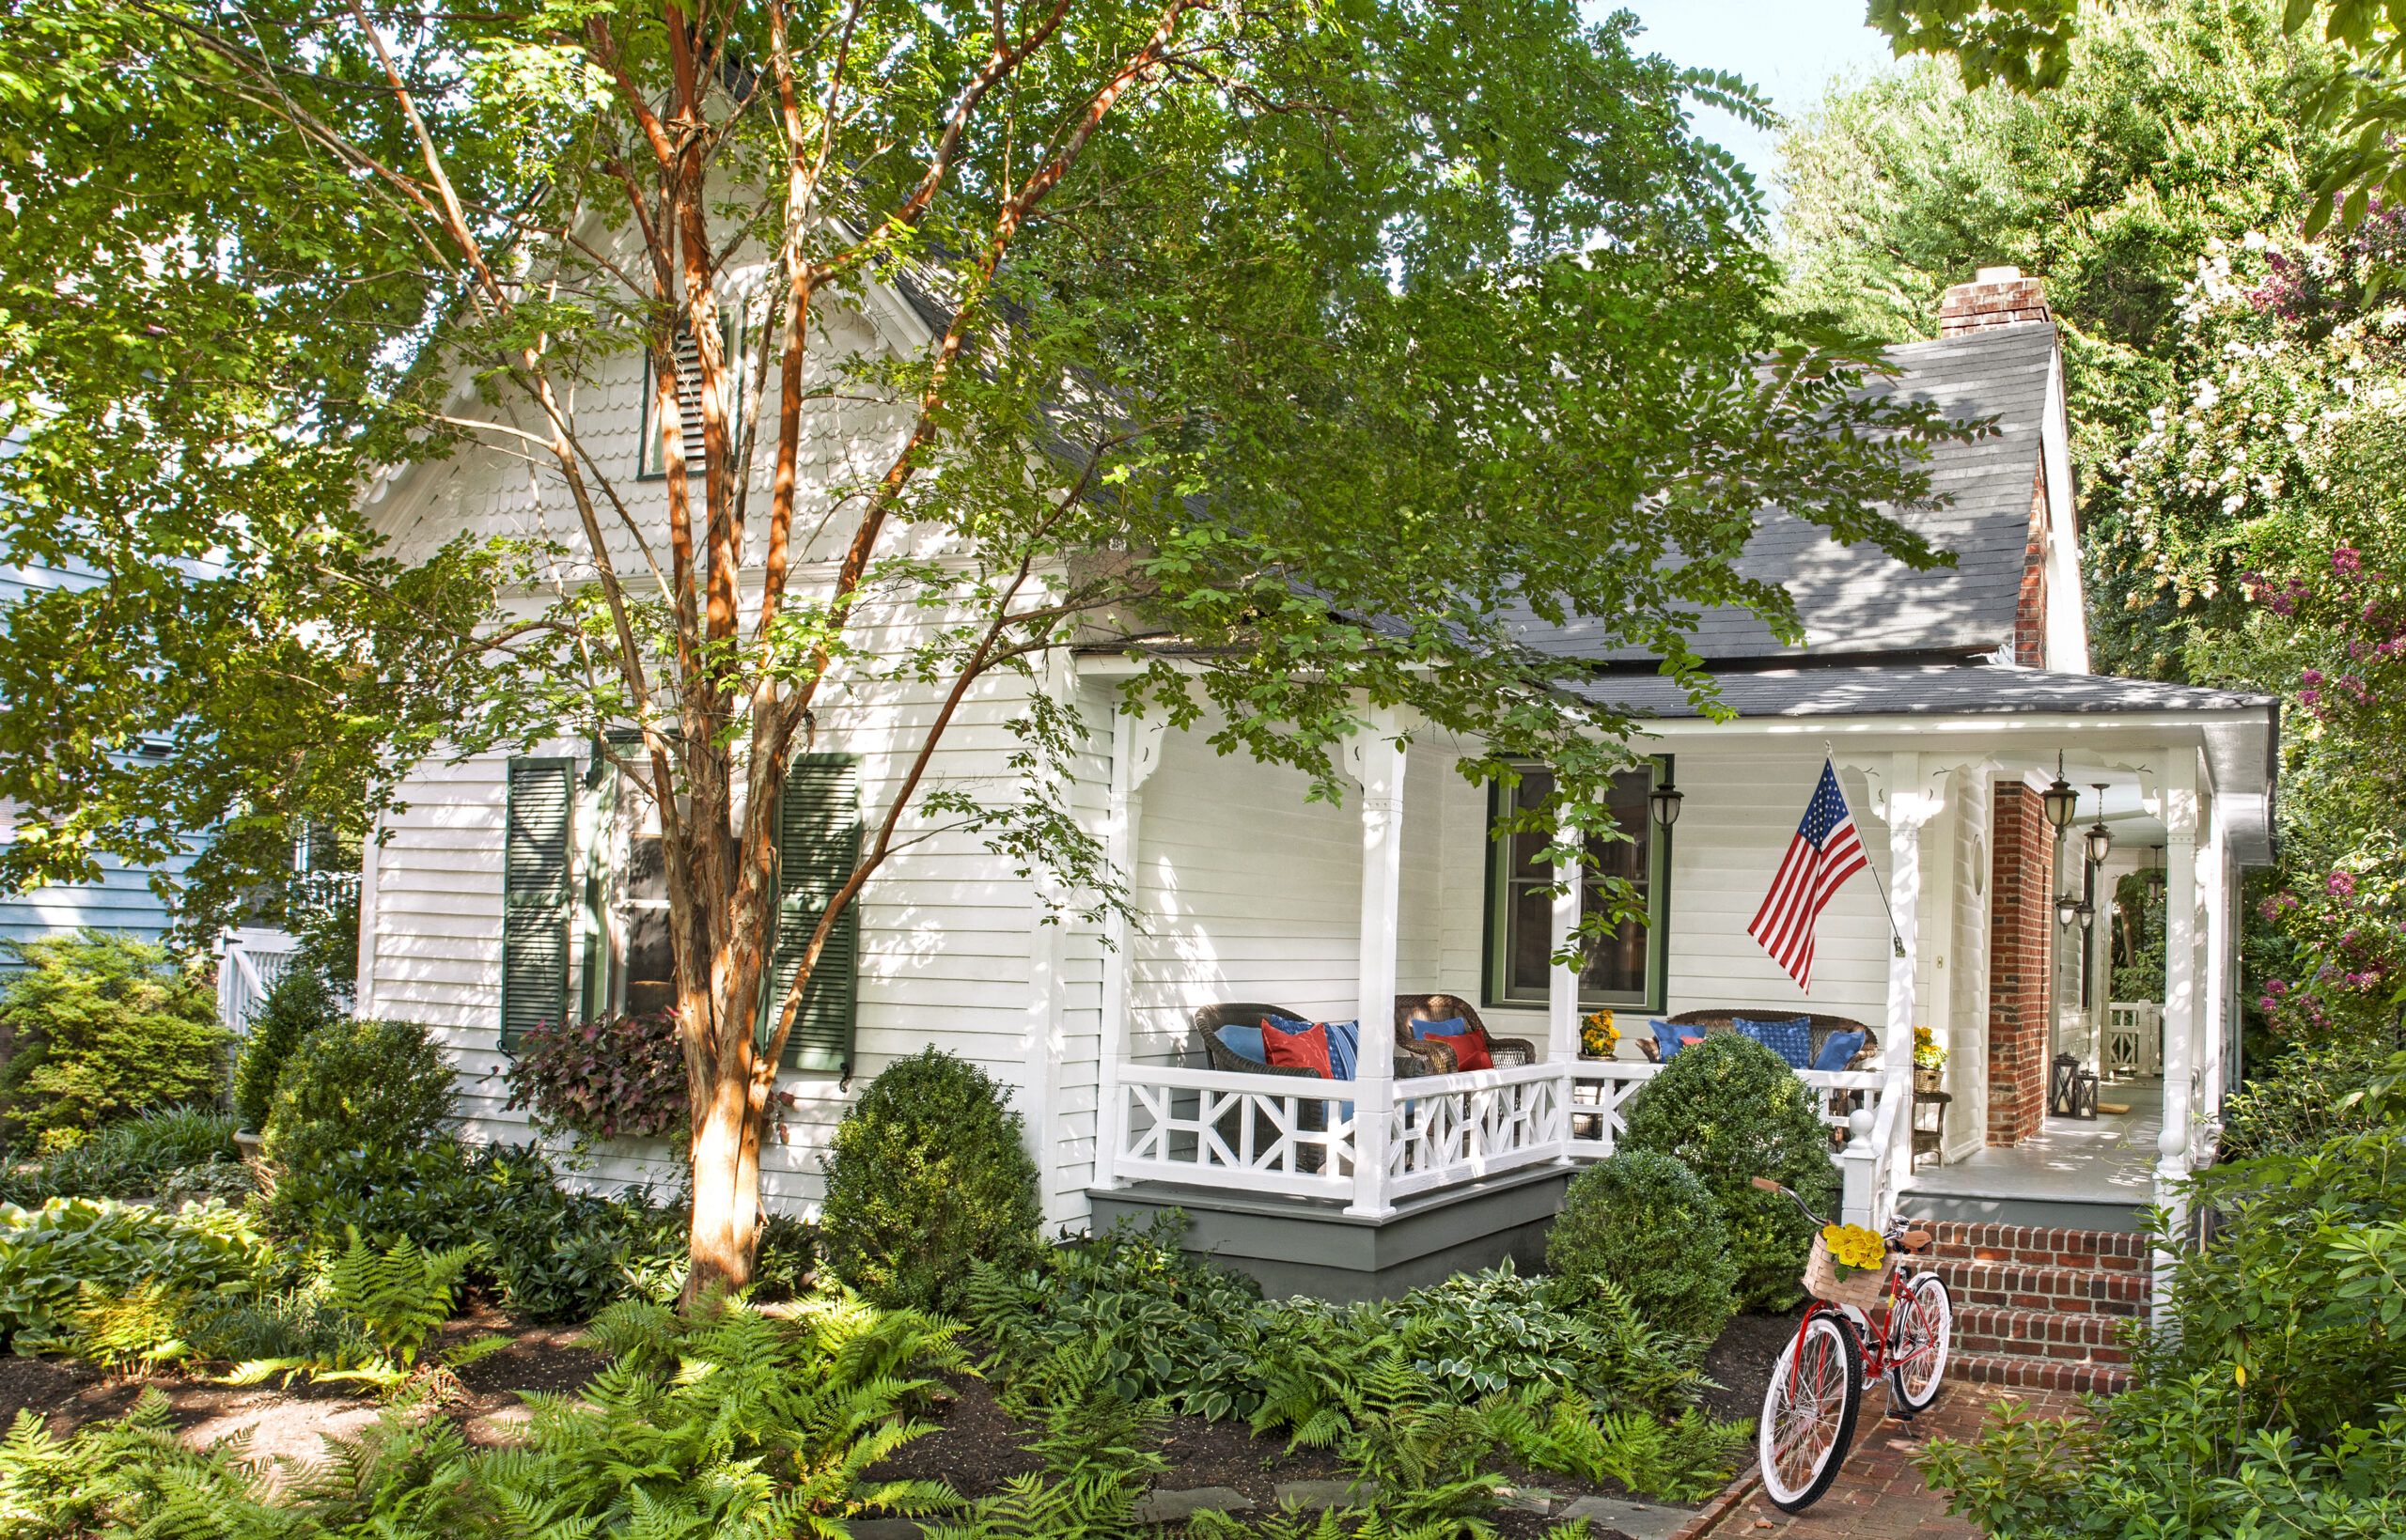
[1747,760,1868,989]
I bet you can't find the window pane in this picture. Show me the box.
[627,834,668,902]
[1508,882,1554,996]
[624,903,678,1017]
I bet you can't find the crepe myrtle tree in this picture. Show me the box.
[0,0,1979,1293]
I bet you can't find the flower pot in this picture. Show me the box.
[1914,1066,1944,1095]
[232,1128,265,1158]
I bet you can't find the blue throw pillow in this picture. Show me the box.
[1811,1029,1867,1072]
[1648,1019,1687,1061]
[1213,1023,1268,1066]
[1410,1016,1473,1039]
[1738,1016,1814,1069]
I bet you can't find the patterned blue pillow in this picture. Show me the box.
[1410,1016,1473,1039]
[1737,1016,1814,1069]
[1648,1019,1687,1061]
[1273,1015,1361,1081]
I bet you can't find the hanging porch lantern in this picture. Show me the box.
[2083,784,2115,867]
[2041,753,2081,832]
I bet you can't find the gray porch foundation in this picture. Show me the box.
[1087,1163,1570,1301]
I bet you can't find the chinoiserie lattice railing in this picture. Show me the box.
[1108,1058,1897,1213]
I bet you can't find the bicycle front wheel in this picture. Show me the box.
[1885,1270,1953,1412]
[1758,1309,1863,1513]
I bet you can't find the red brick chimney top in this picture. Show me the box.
[1940,266,2051,337]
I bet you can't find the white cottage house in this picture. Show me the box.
[352,268,2274,1357]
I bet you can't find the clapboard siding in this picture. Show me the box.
[0,564,202,961]
[359,669,1053,1217]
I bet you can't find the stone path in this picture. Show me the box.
[1697,1382,2083,1539]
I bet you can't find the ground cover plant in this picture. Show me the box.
[0,1106,242,1208]
[0,931,225,1153]
[966,1211,1745,1504]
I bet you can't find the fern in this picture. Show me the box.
[1479,1386,1750,1502]
[48,1278,193,1374]
[320,1227,481,1366]
[930,1337,1165,1540]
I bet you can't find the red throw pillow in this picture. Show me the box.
[1680,1034,1706,1048]
[1261,1019,1333,1078]
[1440,1031,1494,1072]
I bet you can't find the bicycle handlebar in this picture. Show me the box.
[1748,1176,1931,1253]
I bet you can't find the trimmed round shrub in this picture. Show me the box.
[232,969,346,1133]
[0,929,226,1152]
[1620,1033,1841,1312]
[2220,1034,2402,1161]
[261,1018,454,1186]
[819,1048,1041,1312]
[1546,1149,1739,1342]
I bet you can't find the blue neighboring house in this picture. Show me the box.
[0,560,201,966]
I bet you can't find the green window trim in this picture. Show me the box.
[502,756,576,1048]
[1481,756,1673,1014]
[759,753,862,1075]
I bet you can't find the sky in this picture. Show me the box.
[1607,1,1903,210]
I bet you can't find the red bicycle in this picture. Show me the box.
[1749,1175,1954,1513]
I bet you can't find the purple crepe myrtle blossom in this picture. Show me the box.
[2330,870,2359,898]
[2335,546,2364,575]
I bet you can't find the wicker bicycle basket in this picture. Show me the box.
[1803,1234,1889,1311]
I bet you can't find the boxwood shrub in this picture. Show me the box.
[819,1048,1041,1312]
[1620,1033,1840,1311]
[1546,1149,1739,1342]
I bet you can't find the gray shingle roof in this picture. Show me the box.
[1513,323,2059,664]
[1565,662,2274,721]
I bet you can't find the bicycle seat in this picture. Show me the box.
[1896,1228,1932,1252]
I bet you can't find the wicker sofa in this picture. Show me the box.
[1639,1008,1880,1070]
[1392,993,1538,1073]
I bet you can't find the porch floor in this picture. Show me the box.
[1901,1084,2162,1232]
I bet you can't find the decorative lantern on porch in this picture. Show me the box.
[2041,754,2081,831]
[2049,1051,2087,1118]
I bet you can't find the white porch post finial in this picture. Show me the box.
[1348,708,1408,1218]
[2154,751,2200,1322]
[1093,706,1167,1192]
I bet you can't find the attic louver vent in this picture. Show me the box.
[642,314,746,478]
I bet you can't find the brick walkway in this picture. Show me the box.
[1699,1380,2083,1539]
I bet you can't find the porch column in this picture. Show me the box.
[2199,813,2229,1128]
[1547,805,1586,1065]
[1879,753,1939,1223]
[1092,706,1165,1192]
[1349,708,1407,1218]
[2155,750,2200,1318]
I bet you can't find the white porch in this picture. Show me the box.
[1080,691,2257,1283]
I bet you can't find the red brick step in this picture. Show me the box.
[1923,1254,2147,1317]
[1914,1219,2150,1271]
[1950,1302,2133,1365]
[1950,1352,2131,1396]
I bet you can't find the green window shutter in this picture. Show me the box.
[503,757,575,1048]
[764,754,861,1073]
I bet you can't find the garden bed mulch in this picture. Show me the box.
[0,1306,1808,1540]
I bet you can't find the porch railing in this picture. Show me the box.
[1108,1057,1900,1222]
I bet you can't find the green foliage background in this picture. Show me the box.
[0,931,225,1152]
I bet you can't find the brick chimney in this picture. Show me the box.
[1940,266,2051,336]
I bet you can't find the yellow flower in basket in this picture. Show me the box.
[1580,1009,1619,1058]
[1820,1222,1887,1277]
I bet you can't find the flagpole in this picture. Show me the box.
[1828,749,1908,959]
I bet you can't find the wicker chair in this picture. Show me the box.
[1393,993,1538,1074]
[1188,1003,1401,1175]
[1646,1008,1880,1070]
